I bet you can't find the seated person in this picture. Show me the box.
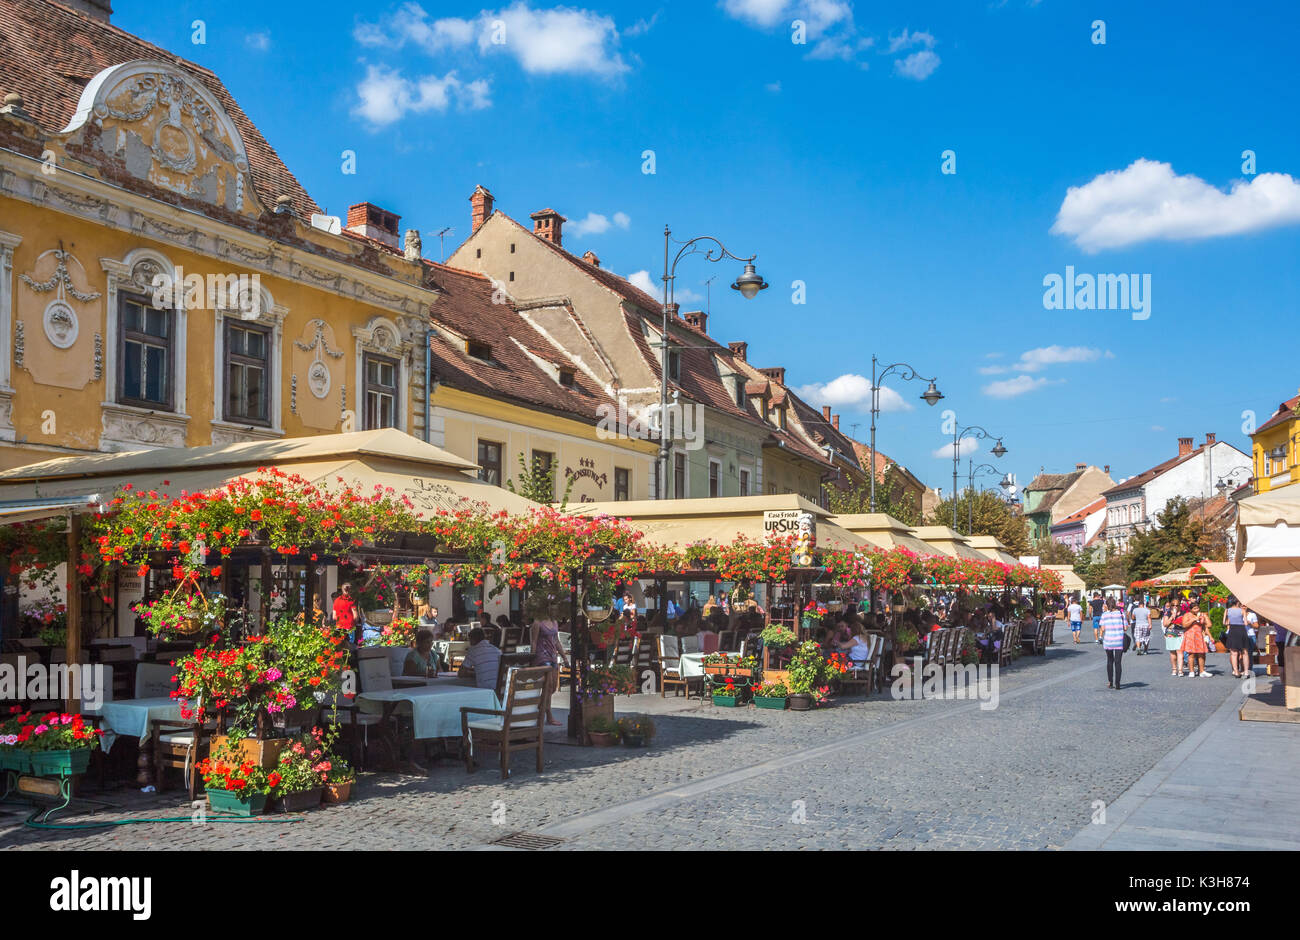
[847,631,873,666]
[403,629,439,678]
[458,626,502,691]
[417,604,440,631]
[829,618,855,652]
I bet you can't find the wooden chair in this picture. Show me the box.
[838,635,880,696]
[495,652,535,699]
[717,630,738,652]
[134,662,180,699]
[658,634,686,697]
[608,635,638,669]
[635,634,657,691]
[459,666,550,779]
[925,628,950,667]
[150,708,210,801]
[501,626,524,654]
[998,622,1021,667]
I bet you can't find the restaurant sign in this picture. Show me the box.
[765,510,816,565]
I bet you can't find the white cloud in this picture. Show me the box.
[356,3,628,78]
[982,374,1056,398]
[723,0,871,65]
[932,438,980,460]
[624,11,660,37]
[569,211,631,237]
[981,345,1106,375]
[628,270,700,303]
[886,28,935,53]
[1151,425,1166,432]
[894,49,940,80]
[1052,158,1300,252]
[793,374,912,413]
[353,65,491,126]
[765,80,782,93]
[244,31,271,52]
[722,0,791,29]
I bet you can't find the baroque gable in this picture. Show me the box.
[60,60,261,217]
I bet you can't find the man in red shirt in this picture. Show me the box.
[333,583,359,643]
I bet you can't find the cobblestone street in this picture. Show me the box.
[2,642,1286,851]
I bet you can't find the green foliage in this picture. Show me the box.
[505,452,575,508]
[826,463,922,525]
[1126,498,1219,583]
[1033,537,1077,566]
[925,490,1030,555]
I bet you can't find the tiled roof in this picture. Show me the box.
[1101,452,1193,497]
[0,0,319,217]
[1053,496,1106,527]
[1256,393,1300,435]
[1025,469,1084,514]
[425,262,610,422]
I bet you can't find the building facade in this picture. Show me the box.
[1022,464,1115,541]
[1250,389,1299,493]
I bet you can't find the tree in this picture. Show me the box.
[1075,544,1130,590]
[827,464,922,525]
[1033,536,1076,566]
[1125,497,1219,582]
[925,490,1030,555]
[505,452,574,508]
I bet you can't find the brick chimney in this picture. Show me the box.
[666,303,679,318]
[582,250,600,268]
[346,202,400,249]
[1104,465,1110,474]
[1075,462,1086,471]
[1205,432,1216,446]
[1178,437,1194,457]
[683,310,708,332]
[832,415,840,430]
[66,0,112,21]
[759,367,785,386]
[728,341,748,362]
[822,406,832,422]
[470,185,494,233]
[530,208,566,247]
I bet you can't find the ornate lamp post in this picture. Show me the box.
[965,461,1007,534]
[951,423,1007,531]
[868,357,942,512]
[657,228,767,499]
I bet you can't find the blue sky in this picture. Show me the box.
[119,0,1300,494]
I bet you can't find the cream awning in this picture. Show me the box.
[572,494,871,553]
[1237,487,1300,527]
[1044,564,1086,593]
[965,534,1021,565]
[1202,559,1300,631]
[911,525,988,560]
[0,429,540,519]
[828,513,938,556]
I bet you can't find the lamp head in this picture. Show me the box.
[730,262,768,300]
[921,381,943,407]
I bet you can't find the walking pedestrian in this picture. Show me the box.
[1101,597,1128,689]
[1181,602,1212,678]
[1089,592,1105,644]
[1067,596,1083,643]
[1222,598,1250,678]
[1130,597,1153,654]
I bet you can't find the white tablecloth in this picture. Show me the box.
[680,653,707,678]
[356,682,500,740]
[97,696,184,753]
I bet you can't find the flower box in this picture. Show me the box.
[621,733,647,747]
[206,787,268,817]
[580,695,615,746]
[278,787,323,813]
[753,695,788,711]
[0,750,34,774]
[702,664,755,679]
[711,693,744,708]
[209,734,289,771]
[29,748,92,777]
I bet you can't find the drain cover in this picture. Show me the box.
[491,831,564,850]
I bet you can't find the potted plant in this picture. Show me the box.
[616,714,656,747]
[2,710,102,776]
[583,578,615,624]
[586,715,620,747]
[273,729,332,812]
[710,675,748,707]
[701,652,758,679]
[752,680,789,710]
[787,641,833,711]
[198,738,278,816]
[759,624,798,652]
[133,579,227,640]
[801,601,829,632]
[323,764,356,804]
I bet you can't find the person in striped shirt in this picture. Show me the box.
[1100,597,1129,690]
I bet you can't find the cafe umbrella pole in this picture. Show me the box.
[567,571,583,741]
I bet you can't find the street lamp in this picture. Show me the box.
[951,422,1007,532]
[868,356,942,512]
[1215,465,1252,496]
[658,227,767,499]
[966,461,1004,535]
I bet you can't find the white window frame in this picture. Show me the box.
[212,283,286,441]
[352,315,412,433]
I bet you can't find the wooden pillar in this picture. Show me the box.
[64,512,82,713]
[566,574,584,741]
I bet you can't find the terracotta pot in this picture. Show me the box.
[588,731,619,747]
[322,781,353,804]
[787,693,814,711]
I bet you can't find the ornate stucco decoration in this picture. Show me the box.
[19,247,101,350]
[294,318,344,400]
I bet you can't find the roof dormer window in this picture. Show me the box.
[558,368,575,388]
[468,340,492,361]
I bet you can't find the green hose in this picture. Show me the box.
[22,809,306,830]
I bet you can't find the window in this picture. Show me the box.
[674,453,686,499]
[224,322,270,424]
[667,350,681,381]
[478,440,503,486]
[119,295,173,408]
[510,243,516,253]
[475,248,482,259]
[468,341,492,361]
[558,368,575,388]
[739,469,750,496]
[362,354,399,429]
[709,460,720,498]
[615,467,630,501]
[531,449,556,500]
[509,271,515,282]
[736,385,747,409]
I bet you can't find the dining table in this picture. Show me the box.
[96,696,185,753]
[355,678,501,740]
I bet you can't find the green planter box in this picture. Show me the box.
[753,695,788,710]
[711,694,744,708]
[0,749,34,774]
[206,788,269,817]
[29,749,92,777]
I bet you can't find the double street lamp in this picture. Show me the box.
[951,422,1007,532]
[657,227,767,499]
[868,356,943,511]
[1215,465,1252,496]
[965,460,1010,535]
